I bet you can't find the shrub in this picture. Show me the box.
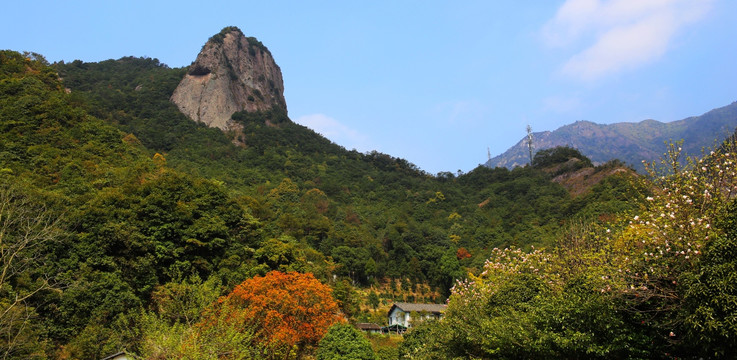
[317,323,377,360]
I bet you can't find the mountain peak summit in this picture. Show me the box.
[171,27,287,130]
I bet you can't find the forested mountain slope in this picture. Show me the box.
[55,53,641,285]
[0,24,731,358]
[1,42,642,358]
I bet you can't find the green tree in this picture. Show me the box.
[332,279,361,319]
[367,291,380,312]
[532,146,592,169]
[680,200,737,358]
[317,323,377,360]
[150,274,222,325]
[397,319,446,360]
[138,305,262,360]
[0,182,63,359]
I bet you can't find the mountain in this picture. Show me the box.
[486,102,737,172]
[170,26,287,131]
[49,29,639,293]
[0,31,649,357]
[3,26,735,358]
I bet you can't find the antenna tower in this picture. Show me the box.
[526,125,534,165]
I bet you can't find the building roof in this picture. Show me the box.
[389,302,447,314]
[355,322,382,331]
[100,351,128,360]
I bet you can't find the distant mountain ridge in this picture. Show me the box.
[485,101,737,172]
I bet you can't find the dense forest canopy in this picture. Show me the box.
[52,54,640,288]
[2,49,734,359]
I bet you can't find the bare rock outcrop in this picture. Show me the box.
[171,27,287,131]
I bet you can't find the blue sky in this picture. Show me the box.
[4,0,736,174]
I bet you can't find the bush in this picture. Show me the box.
[680,200,737,358]
[532,146,593,169]
[317,323,377,360]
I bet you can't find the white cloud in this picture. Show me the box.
[543,0,713,81]
[293,113,372,151]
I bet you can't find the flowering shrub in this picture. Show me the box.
[434,141,737,358]
[603,143,737,328]
[451,246,559,305]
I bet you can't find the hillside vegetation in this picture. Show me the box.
[402,143,737,359]
[3,50,734,359]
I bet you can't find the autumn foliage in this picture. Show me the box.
[199,271,342,356]
[456,247,471,260]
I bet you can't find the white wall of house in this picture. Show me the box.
[388,303,447,331]
[389,308,443,328]
[388,308,407,327]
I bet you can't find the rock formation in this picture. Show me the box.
[171,27,287,131]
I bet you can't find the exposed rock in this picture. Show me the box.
[552,165,634,197]
[171,26,287,131]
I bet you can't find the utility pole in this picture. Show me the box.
[526,125,534,165]
[487,147,491,161]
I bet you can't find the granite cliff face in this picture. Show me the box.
[171,27,287,131]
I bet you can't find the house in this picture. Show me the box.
[387,302,446,329]
[355,322,382,333]
[382,323,408,335]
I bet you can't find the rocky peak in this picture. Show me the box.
[171,27,287,130]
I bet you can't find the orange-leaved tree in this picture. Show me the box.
[198,271,342,358]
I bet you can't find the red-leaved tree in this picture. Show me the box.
[198,271,342,358]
